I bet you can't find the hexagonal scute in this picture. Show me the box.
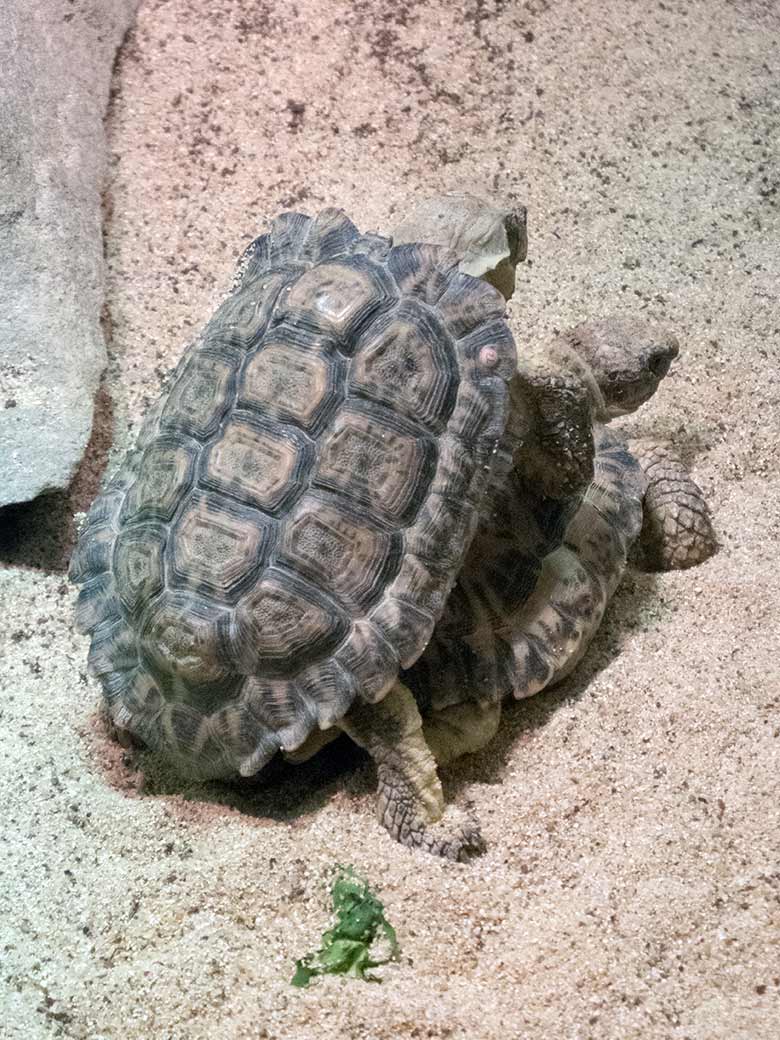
[385,243,455,307]
[232,568,348,672]
[202,416,313,515]
[141,592,229,682]
[161,351,236,440]
[350,301,459,433]
[113,524,166,617]
[170,494,273,601]
[278,257,391,347]
[122,438,197,524]
[314,405,436,527]
[279,494,402,612]
[239,334,343,434]
[436,270,506,339]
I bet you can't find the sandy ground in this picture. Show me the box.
[2,1,779,1037]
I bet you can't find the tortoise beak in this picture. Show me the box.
[647,335,679,380]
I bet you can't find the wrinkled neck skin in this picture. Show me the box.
[503,314,677,506]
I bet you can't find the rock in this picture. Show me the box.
[0,0,139,509]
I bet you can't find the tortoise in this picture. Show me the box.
[70,202,526,860]
[402,318,717,774]
[71,196,715,860]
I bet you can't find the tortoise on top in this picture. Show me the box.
[70,203,524,859]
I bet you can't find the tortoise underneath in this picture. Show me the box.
[71,198,715,860]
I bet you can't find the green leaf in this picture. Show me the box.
[290,866,399,987]
[290,960,314,988]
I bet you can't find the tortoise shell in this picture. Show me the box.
[70,208,517,779]
[403,424,645,716]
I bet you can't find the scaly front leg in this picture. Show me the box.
[629,438,717,570]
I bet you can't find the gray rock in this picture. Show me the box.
[0,0,139,509]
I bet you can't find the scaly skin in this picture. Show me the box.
[629,438,718,570]
[338,683,486,861]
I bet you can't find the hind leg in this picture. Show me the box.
[338,682,486,861]
[422,698,502,767]
[628,439,717,570]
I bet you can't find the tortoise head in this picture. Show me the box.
[392,193,528,301]
[561,317,679,420]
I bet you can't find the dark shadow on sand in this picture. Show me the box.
[0,384,115,574]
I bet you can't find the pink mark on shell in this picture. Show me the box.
[478,346,499,368]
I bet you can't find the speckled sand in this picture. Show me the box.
[1,1,779,1037]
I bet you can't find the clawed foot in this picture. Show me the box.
[408,805,486,862]
[340,682,488,862]
[629,438,718,570]
[377,779,486,861]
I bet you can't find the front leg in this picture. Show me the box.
[338,682,485,861]
[628,438,717,570]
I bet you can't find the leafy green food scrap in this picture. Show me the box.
[291,867,399,987]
